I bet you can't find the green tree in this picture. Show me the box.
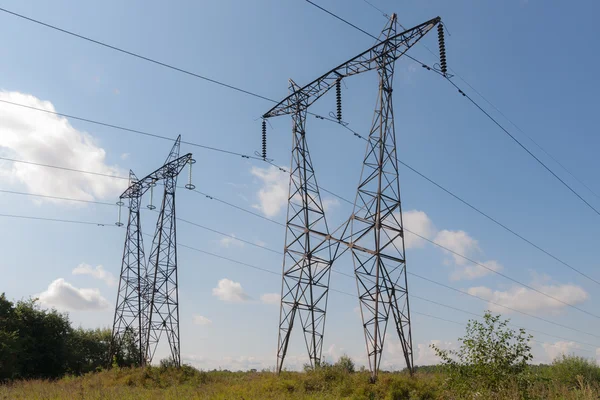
[66,327,112,374]
[0,294,20,381]
[431,311,533,394]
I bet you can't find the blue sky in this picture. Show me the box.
[1,0,600,370]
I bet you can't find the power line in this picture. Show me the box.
[0,8,274,103]
[359,1,599,203]
[158,189,600,339]
[299,0,600,285]
[2,3,599,316]
[0,99,265,161]
[189,190,600,321]
[0,156,129,180]
[174,235,599,353]
[2,190,596,351]
[403,226,600,320]
[445,78,600,218]
[303,0,600,218]
[0,213,114,226]
[453,73,600,203]
[0,189,115,206]
[408,271,600,340]
[3,3,594,289]
[4,153,599,320]
[304,0,378,40]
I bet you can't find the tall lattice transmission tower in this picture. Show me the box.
[263,14,443,380]
[110,136,195,367]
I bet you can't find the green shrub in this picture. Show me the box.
[431,311,533,396]
[547,355,600,388]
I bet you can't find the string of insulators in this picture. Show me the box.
[336,80,342,122]
[147,180,156,210]
[185,159,197,190]
[261,119,267,159]
[116,201,124,227]
[437,23,447,76]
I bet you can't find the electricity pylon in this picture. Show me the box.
[346,15,413,381]
[145,138,188,366]
[110,170,149,366]
[263,14,441,378]
[110,136,194,367]
[273,79,334,372]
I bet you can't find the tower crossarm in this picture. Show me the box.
[262,16,440,118]
[119,153,192,200]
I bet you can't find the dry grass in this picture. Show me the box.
[1,365,599,400]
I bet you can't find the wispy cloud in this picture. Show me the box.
[72,263,117,287]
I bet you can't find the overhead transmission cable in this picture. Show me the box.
[1,5,597,286]
[359,0,600,202]
[169,233,599,353]
[4,155,600,317]
[1,7,599,289]
[4,185,600,343]
[0,204,595,352]
[302,0,600,218]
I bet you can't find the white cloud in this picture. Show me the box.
[402,210,436,249]
[250,166,289,217]
[322,197,340,212]
[72,263,117,287]
[0,91,125,201]
[192,315,213,326]
[450,260,503,281]
[542,341,580,362]
[212,279,251,303]
[219,234,243,248]
[434,229,481,265]
[37,278,109,311]
[120,153,129,160]
[468,283,589,314]
[260,293,280,305]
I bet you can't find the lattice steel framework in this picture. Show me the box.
[110,170,149,366]
[346,16,413,381]
[110,136,193,367]
[263,14,440,378]
[275,79,334,372]
[145,140,182,365]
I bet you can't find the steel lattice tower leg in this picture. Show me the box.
[276,80,333,373]
[110,170,148,367]
[348,17,413,381]
[145,140,182,366]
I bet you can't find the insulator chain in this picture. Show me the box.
[262,119,267,159]
[185,159,196,190]
[147,180,157,210]
[438,23,447,76]
[116,201,124,227]
[335,80,342,122]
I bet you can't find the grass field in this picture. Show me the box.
[2,362,600,400]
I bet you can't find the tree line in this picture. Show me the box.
[0,293,139,381]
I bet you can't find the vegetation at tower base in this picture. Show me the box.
[2,303,600,399]
[0,293,139,381]
[430,311,533,396]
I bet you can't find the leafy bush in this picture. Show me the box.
[546,355,600,388]
[431,311,533,395]
[335,354,355,373]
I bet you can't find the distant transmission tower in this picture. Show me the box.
[263,14,442,379]
[110,136,194,367]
